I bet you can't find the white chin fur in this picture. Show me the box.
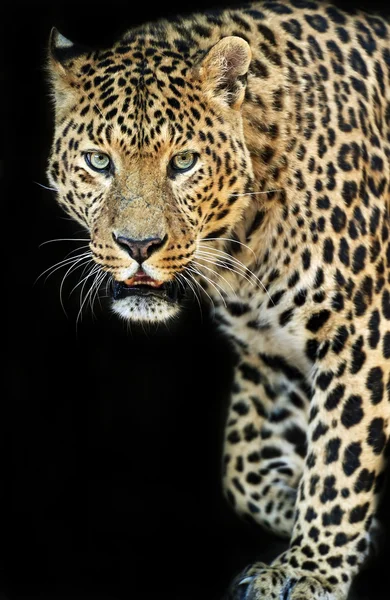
[111,296,180,322]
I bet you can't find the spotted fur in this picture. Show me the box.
[46,1,390,598]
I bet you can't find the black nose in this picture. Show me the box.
[114,235,165,264]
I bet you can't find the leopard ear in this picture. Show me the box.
[48,27,88,74]
[47,28,88,119]
[193,36,251,110]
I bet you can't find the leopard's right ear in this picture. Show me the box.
[48,27,88,75]
[47,28,89,118]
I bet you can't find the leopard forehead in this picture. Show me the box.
[66,40,205,152]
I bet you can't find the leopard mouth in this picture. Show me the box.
[111,273,181,303]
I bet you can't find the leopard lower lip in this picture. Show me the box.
[111,279,181,302]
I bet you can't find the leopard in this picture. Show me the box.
[45,1,390,598]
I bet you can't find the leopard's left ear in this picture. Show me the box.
[193,36,251,111]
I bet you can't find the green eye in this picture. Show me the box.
[170,151,198,173]
[85,151,111,172]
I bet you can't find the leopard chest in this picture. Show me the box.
[215,283,315,382]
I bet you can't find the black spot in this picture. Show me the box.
[352,245,367,274]
[248,451,260,463]
[332,291,345,311]
[354,290,367,317]
[308,526,320,542]
[302,248,311,270]
[227,302,250,316]
[354,469,375,494]
[325,437,341,464]
[349,48,368,77]
[317,371,334,391]
[232,401,249,415]
[247,501,260,514]
[336,26,350,43]
[325,384,345,411]
[305,507,318,522]
[294,289,307,306]
[342,441,362,476]
[323,238,334,263]
[327,555,343,568]
[285,425,307,458]
[259,353,304,380]
[246,472,262,485]
[341,180,358,206]
[306,338,319,361]
[320,475,338,503]
[305,13,328,32]
[322,505,344,526]
[235,456,244,472]
[350,336,366,374]
[317,195,330,210]
[232,477,245,495]
[326,6,346,24]
[367,418,386,455]
[349,502,369,524]
[312,421,329,441]
[279,308,295,326]
[268,289,285,307]
[368,309,380,349]
[341,395,364,428]
[383,332,390,359]
[331,206,346,232]
[332,326,348,354]
[244,423,259,442]
[334,533,348,546]
[263,1,293,15]
[366,367,384,405]
[356,20,376,55]
[270,408,291,423]
[262,446,282,459]
[281,18,302,39]
[227,430,241,444]
[288,271,300,287]
[382,290,390,319]
[306,310,331,332]
[239,363,261,384]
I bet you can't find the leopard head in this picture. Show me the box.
[46,27,254,322]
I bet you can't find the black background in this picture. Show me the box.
[3,1,390,599]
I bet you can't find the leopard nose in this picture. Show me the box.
[114,234,166,264]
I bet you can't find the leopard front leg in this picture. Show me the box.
[228,325,389,600]
[223,355,310,538]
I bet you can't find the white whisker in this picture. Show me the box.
[59,254,95,315]
[34,181,58,192]
[199,237,257,260]
[196,245,273,301]
[35,252,92,284]
[187,265,227,308]
[76,264,102,328]
[192,259,237,298]
[194,253,256,289]
[39,238,90,247]
[176,272,204,319]
[229,189,282,197]
[196,246,256,276]
[196,248,266,289]
[186,271,216,317]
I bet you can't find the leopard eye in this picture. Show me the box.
[170,151,198,173]
[85,151,111,172]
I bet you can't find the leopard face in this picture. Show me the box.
[47,31,255,322]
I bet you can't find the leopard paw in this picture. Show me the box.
[227,563,345,600]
